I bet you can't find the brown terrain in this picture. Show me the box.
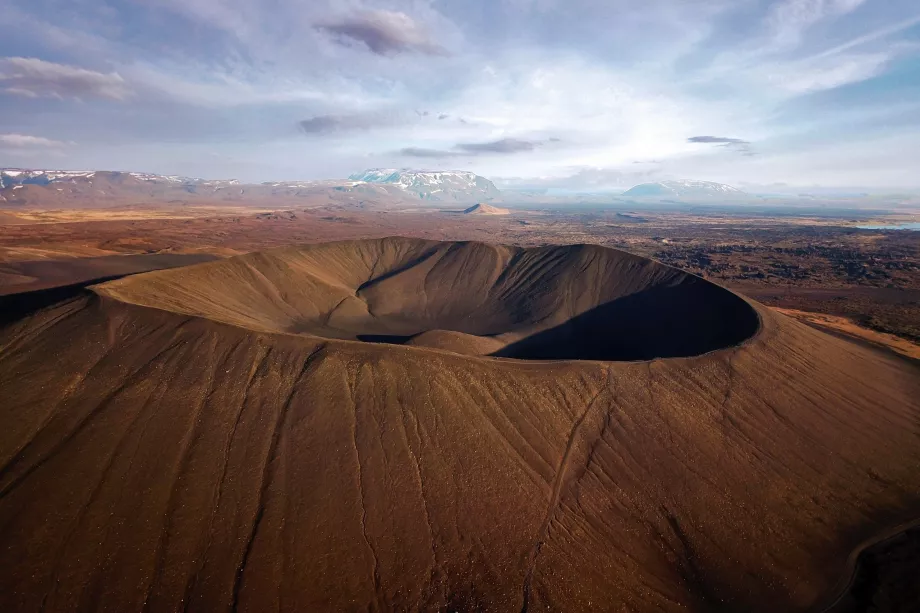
[0,236,918,613]
[1,186,919,612]
[2,201,917,353]
[772,309,920,362]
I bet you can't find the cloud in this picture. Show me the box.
[786,52,896,93]
[0,133,72,148]
[768,0,868,45]
[0,57,131,100]
[299,113,396,135]
[688,135,754,155]
[688,136,749,145]
[143,0,255,45]
[120,61,379,109]
[495,166,662,191]
[399,138,551,158]
[456,138,542,153]
[399,147,458,158]
[806,14,920,61]
[316,10,447,56]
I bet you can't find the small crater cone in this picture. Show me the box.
[463,203,510,215]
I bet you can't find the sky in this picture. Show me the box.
[0,0,918,190]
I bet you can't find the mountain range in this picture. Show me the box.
[348,169,503,202]
[0,168,504,207]
[1,168,756,208]
[0,169,245,207]
[622,180,746,199]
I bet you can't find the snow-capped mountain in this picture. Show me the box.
[349,169,502,202]
[622,180,747,199]
[0,169,236,188]
[0,168,253,206]
[0,167,414,208]
[1,169,97,188]
[0,167,500,208]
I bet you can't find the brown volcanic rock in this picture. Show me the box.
[0,237,918,613]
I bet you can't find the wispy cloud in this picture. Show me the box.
[495,166,661,191]
[0,133,72,148]
[150,0,255,44]
[767,52,892,93]
[768,0,868,46]
[400,138,552,158]
[299,114,371,134]
[688,136,749,145]
[399,147,457,158]
[688,135,754,154]
[316,10,447,56]
[805,13,920,61]
[299,111,403,135]
[688,135,755,156]
[0,57,131,100]
[456,138,541,153]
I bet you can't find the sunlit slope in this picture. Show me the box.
[0,238,917,613]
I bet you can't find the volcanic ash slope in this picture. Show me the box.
[0,237,918,613]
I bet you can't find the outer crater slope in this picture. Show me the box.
[0,237,918,613]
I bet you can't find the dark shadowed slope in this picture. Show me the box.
[0,237,918,613]
[0,253,221,296]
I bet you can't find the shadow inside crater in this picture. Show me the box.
[492,284,760,361]
[356,334,414,345]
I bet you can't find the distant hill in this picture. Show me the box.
[0,168,226,190]
[1,166,505,209]
[623,180,746,199]
[0,168,414,209]
[0,168,244,207]
[349,169,502,202]
[463,203,509,215]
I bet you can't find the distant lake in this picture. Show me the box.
[856,222,920,230]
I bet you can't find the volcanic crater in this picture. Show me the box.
[1,237,918,613]
[96,238,761,361]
